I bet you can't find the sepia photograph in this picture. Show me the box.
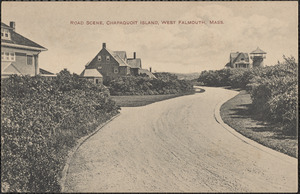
[1,1,298,193]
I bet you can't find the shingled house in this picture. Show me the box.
[1,21,52,78]
[225,52,250,68]
[80,43,155,83]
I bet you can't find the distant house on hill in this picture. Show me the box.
[225,47,267,69]
[1,21,53,78]
[225,52,250,68]
[80,43,155,83]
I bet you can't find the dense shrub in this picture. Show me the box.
[197,68,260,89]
[1,70,119,192]
[247,56,298,135]
[197,70,223,86]
[106,73,194,96]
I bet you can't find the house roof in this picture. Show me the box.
[139,69,156,78]
[106,49,129,67]
[114,51,127,61]
[230,52,239,60]
[225,62,231,68]
[1,22,12,29]
[250,47,266,54]
[127,58,142,69]
[40,68,55,75]
[80,68,103,78]
[1,22,47,51]
[85,61,91,67]
[231,52,249,64]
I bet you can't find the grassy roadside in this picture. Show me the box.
[220,90,298,158]
[111,92,196,107]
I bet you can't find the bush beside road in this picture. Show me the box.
[1,70,119,192]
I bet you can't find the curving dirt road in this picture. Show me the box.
[64,87,297,192]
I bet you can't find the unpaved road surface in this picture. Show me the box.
[64,87,297,192]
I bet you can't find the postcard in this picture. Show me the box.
[1,1,298,193]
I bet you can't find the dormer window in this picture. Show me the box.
[98,56,102,61]
[241,58,244,61]
[1,28,11,40]
[106,56,110,61]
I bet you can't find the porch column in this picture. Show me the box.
[34,55,39,75]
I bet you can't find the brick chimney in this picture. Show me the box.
[149,67,152,72]
[133,52,136,59]
[10,21,15,31]
[102,43,106,49]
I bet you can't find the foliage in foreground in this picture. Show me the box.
[197,56,298,135]
[1,70,119,192]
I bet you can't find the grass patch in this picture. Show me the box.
[111,89,204,107]
[111,93,189,107]
[220,90,298,158]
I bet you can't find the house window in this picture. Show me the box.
[1,29,10,40]
[95,79,99,84]
[106,56,110,61]
[10,53,15,61]
[98,55,102,61]
[2,52,15,62]
[27,55,33,65]
[97,66,102,69]
[241,58,244,61]
[114,67,119,74]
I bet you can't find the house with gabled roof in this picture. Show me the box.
[81,43,155,83]
[225,52,250,68]
[1,21,52,78]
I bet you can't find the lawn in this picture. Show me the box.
[220,90,298,158]
[111,93,194,107]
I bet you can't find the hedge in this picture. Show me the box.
[1,69,119,192]
[106,72,194,96]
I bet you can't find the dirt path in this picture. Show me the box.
[64,87,297,192]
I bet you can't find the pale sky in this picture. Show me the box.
[1,2,298,74]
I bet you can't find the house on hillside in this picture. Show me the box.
[1,21,53,78]
[80,43,155,83]
[225,52,250,68]
[225,47,267,69]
